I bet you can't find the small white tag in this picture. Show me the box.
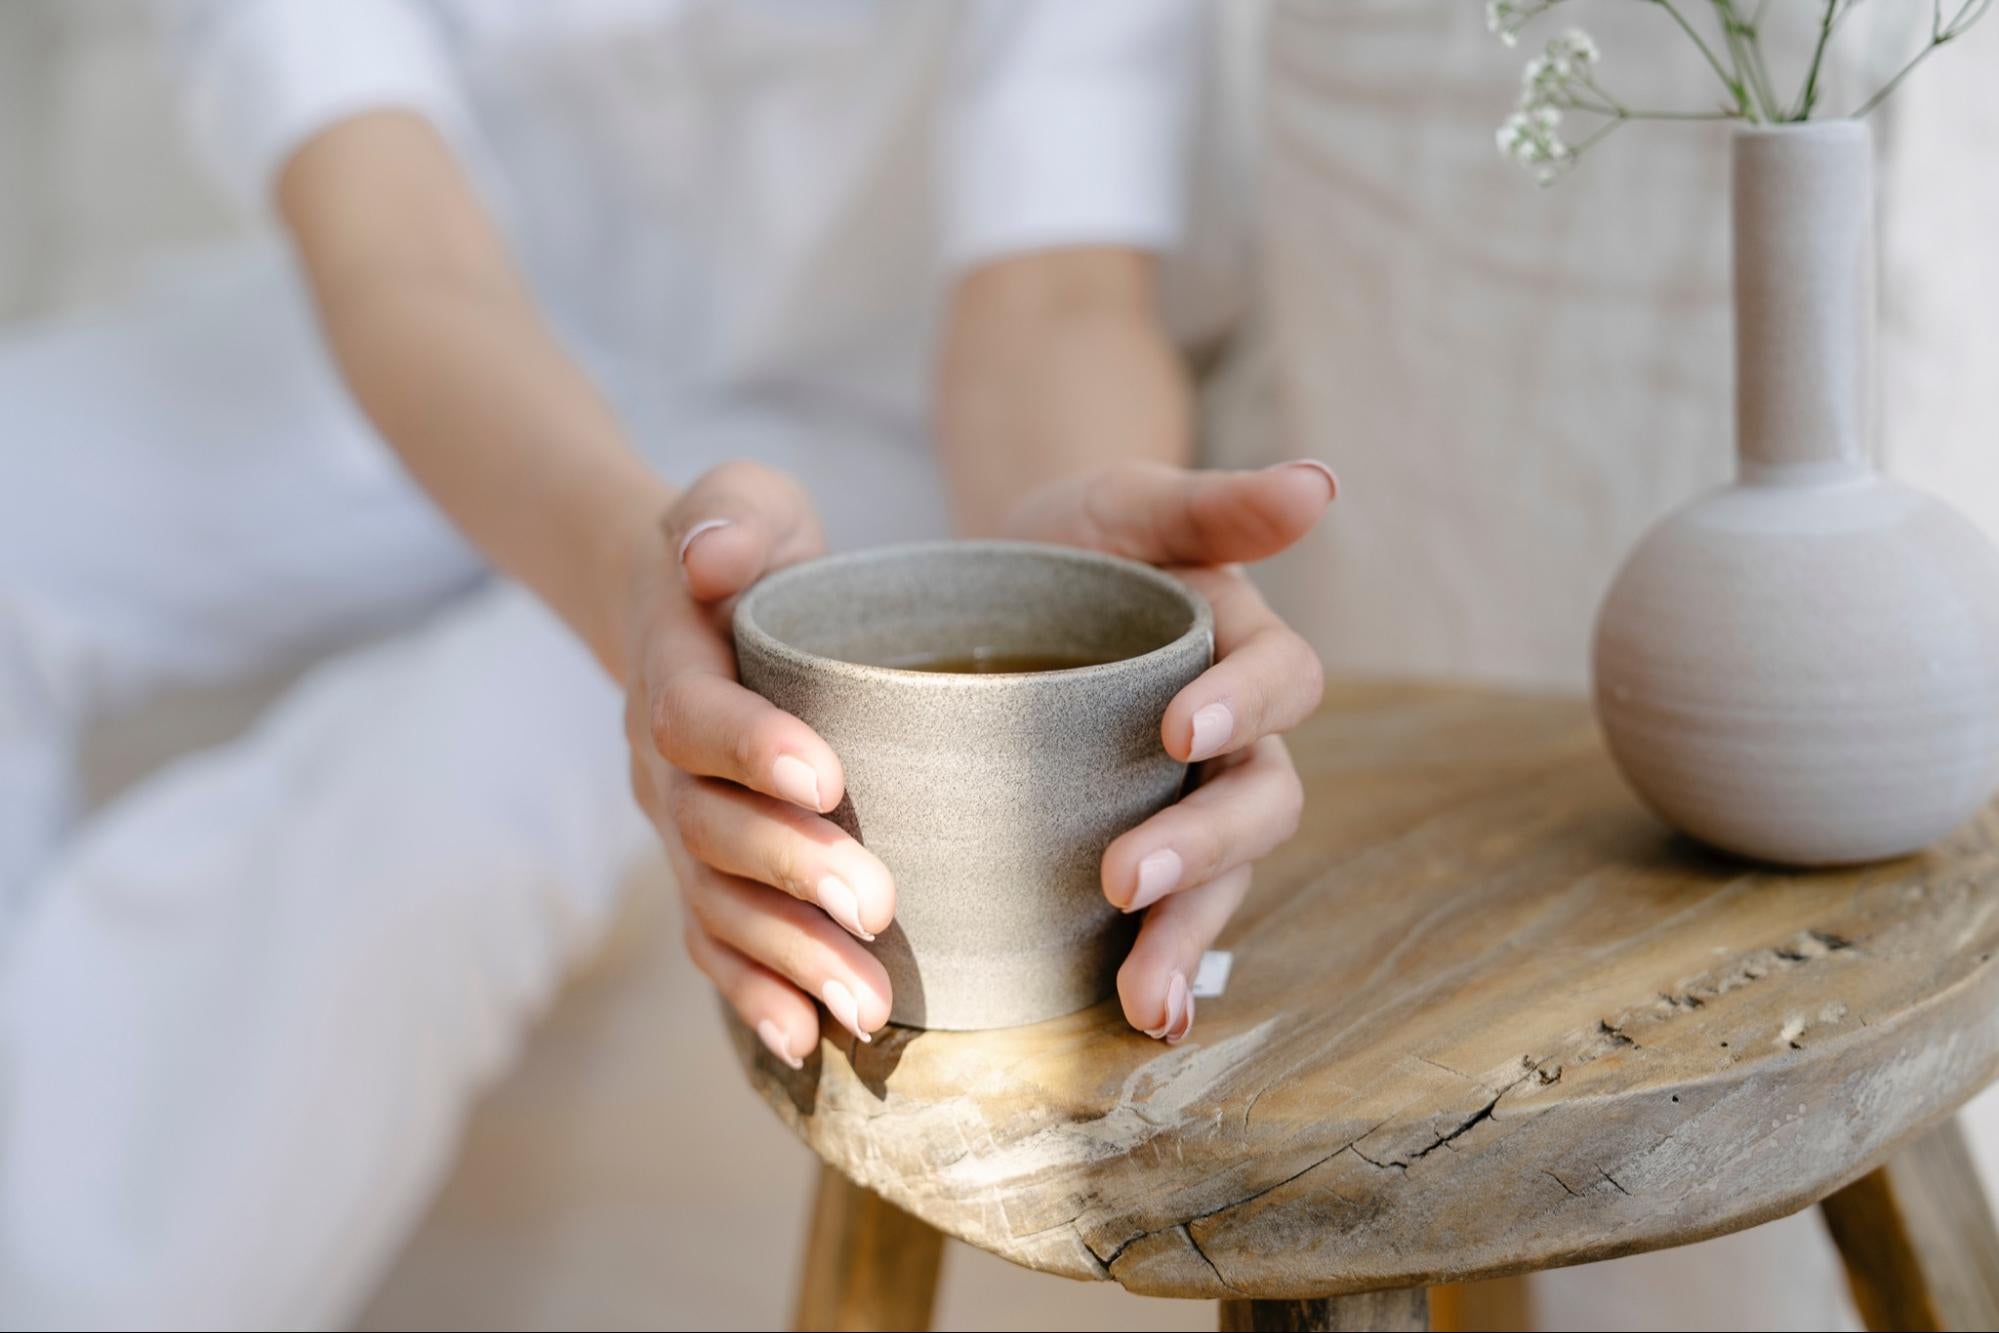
[1192,950,1233,999]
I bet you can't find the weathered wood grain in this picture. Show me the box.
[792,1163,945,1332]
[731,683,1999,1298]
[1820,1117,1999,1331]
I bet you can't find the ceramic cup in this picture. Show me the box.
[733,540,1213,1030]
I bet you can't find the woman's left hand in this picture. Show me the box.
[1005,459,1336,1043]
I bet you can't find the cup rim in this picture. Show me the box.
[732,539,1214,688]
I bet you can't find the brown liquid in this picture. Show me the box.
[882,647,1120,674]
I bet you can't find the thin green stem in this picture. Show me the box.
[1566,97,1741,121]
[1617,108,1744,121]
[1856,40,1946,117]
[1746,25,1782,118]
[1569,118,1630,159]
[1713,0,1781,120]
[1651,0,1754,116]
[1563,75,1738,124]
[1794,0,1841,120]
[1741,32,1782,120]
[1853,0,1994,116]
[1705,0,1760,118]
[1581,75,1628,115]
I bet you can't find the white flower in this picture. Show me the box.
[1496,105,1573,185]
[1485,0,1561,47]
[1519,27,1601,112]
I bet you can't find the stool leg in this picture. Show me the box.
[792,1163,945,1332]
[1820,1116,1999,1332]
[1219,1288,1428,1331]
[1430,1276,1532,1332]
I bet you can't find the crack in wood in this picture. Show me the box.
[1350,1143,1406,1172]
[1181,1224,1242,1294]
[1409,1093,1502,1162]
[1096,1140,1367,1271]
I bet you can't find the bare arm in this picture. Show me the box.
[934,246,1193,536]
[277,110,889,1063]
[278,110,672,680]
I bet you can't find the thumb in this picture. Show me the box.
[665,461,825,603]
[1010,460,1338,567]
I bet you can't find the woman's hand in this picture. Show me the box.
[623,462,895,1068]
[1006,459,1336,1043]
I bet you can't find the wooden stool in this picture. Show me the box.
[729,684,1999,1331]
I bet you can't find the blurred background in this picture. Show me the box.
[4,2,1998,1329]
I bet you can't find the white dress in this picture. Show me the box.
[0,2,1222,1324]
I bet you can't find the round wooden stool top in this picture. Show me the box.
[728,683,1999,1299]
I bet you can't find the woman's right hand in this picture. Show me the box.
[623,462,895,1067]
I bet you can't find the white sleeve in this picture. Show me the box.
[941,0,1202,270]
[156,0,478,211]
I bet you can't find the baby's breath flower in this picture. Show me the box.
[1485,0,1563,47]
[1495,105,1572,186]
[1549,27,1598,69]
[1519,28,1601,112]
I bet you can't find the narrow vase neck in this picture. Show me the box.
[1732,122,1876,483]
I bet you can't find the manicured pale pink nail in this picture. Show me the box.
[1188,702,1234,762]
[756,1018,802,1070]
[1167,990,1196,1045]
[1148,970,1189,1040]
[817,874,873,940]
[1125,849,1183,913]
[772,754,823,810]
[677,517,730,566]
[821,978,871,1043]
[1273,459,1340,500]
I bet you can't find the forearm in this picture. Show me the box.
[280,112,670,680]
[935,247,1193,536]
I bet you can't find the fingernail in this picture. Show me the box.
[1125,849,1183,913]
[1167,990,1196,1045]
[817,874,873,940]
[677,517,730,566]
[772,754,823,810]
[1273,459,1340,500]
[1188,702,1234,763]
[1150,971,1190,1041]
[821,978,871,1043]
[756,1018,803,1070]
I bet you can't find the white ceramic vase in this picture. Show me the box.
[1593,121,1999,865]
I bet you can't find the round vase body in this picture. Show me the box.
[1594,476,1999,863]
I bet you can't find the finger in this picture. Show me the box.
[1116,864,1252,1043]
[672,777,895,939]
[1103,738,1303,912]
[1006,460,1336,568]
[683,919,821,1071]
[683,867,893,1042]
[1161,566,1324,764]
[648,668,844,814]
[664,460,826,602]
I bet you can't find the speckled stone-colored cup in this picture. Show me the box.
[733,541,1213,1030]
